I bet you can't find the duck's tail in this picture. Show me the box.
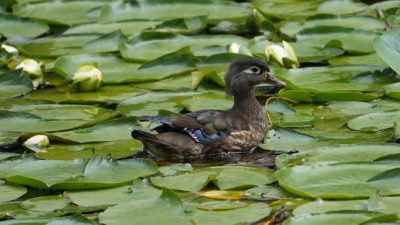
[131,130,156,141]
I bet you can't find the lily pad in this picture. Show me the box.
[348,111,400,131]
[254,0,323,19]
[0,12,49,38]
[25,85,144,103]
[20,196,70,212]
[0,181,27,203]
[276,65,393,92]
[295,27,378,56]
[151,171,213,192]
[0,69,33,99]
[151,166,275,192]
[14,34,99,57]
[374,28,400,75]
[0,104,117,133]
[99,189,191,225]
[282,16,384,37]
[120,31,247,61]
[329,54,387,67]
[35,140,143,160]
[65,180,161,208]
[197,201,248,211]
[64,20,161,36]
[317,0,367,15]
[293,196,400,216]
[5,157,158,190]
[283,211,389,225]
[189,201,272,225]
[13,1,108,25]
[99,0,251,24]
[276,162,400,198]
[260,127,324,152]
[277,144,400,168]
[52,51,196,84]
[48,117,142,143]
[117,91,204,116]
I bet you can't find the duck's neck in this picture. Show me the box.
[229,88,264,118]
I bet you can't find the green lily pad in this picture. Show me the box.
[293,196,400,216]
[243,185,288,201]
[25,85,144,103]
[52,51,196,84]
[282,16,384,37]
[317,0,367,15]
[153,16,208,34]
[348,111,400,131]
[197,201,248,211]
[0,69,33,99]
[0,104,117,133]
[20,196,70,212]
[99,189,191,225]
[117,91,204,116]
[260,127,324,152]
[295,27,378,56]
[276,65,393,93]
[46,215,95,225]
[283,211,389,225]
[5,157,158,190]
[0,155,37,179]
[212,165,276,190]
[189,201,272,225]
[13,1,108,25]
[254,0,323,19]
[0,218,51,225]
[0,12,49,38]
[120,31,247,61]
[374,28,400,75]
[35,140,143,160]
[277,144,400,168]
[151,171,213,192]
[133,75,193,92]
[329,54,387,67]
[276,162,400,198]
[151,166,275,192]
[64,20,161,36]
[14,34,96,56]
[99,0,251,24]
[65,180,161,208]
[0,181,26,203]
[48,117,142,143]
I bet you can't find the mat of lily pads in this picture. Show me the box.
[1,0,400,224]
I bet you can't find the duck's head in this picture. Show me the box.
[224,57,286,96]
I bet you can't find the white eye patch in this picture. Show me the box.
[243,66,262,74]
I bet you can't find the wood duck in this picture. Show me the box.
[132,57,286,160]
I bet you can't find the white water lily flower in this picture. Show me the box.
[23,135,49,152]
[229,42,252,56]
[265,41,299,68]
[1,44,18,54]
[16,59,43,77]
[72,63,103,91]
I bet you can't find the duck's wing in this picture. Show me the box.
[139,110,250,144]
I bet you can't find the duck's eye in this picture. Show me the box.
[250,66,261,74]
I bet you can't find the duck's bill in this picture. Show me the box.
[265,71,286,89]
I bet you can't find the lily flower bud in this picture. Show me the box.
[72,63,102,92]
[265,41,299,68]
[1,44,18,54]
[16,59,43,77]
[23,135,49,152]
[229,42,252,56]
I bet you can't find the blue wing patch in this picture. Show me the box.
[184,128,229,144]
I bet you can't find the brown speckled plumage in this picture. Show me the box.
[132,57,286,160]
